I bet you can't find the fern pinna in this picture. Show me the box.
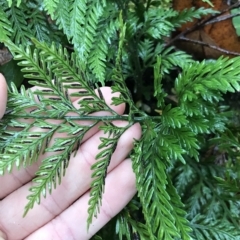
[1,0,240,239]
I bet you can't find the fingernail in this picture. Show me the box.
[0,230,7,240]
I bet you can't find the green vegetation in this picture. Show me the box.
[0,0,240,239]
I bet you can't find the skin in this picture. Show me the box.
[0,73,141,240]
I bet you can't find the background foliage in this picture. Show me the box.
[1,0,240,239]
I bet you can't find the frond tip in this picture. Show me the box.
[87,123,128,229]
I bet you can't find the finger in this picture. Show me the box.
[0,73,7,119]
[0,87,125,198]
[26,159,136,240]
[22,82,110,117]
[30,79,93,103]
[0,123,141,240]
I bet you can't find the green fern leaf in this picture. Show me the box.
[0,83,54,174]
[26,5,52,43]
[0,7,12,41]
[87,9,117,84]
[54,0,71,37]
[116,200,153,240]
[2,38,129,217]
[43,0,59,19]
[161,47,194,73]
[167,179,192,240]
[4,2,33,44]
[171,7,219,28]
[187,116,210,134]
[23,148,72,216]
[1,0,64,44]
[161,105,188,128]
[158,129,186,164]
[190,215,240,240]
[87,123,128,228]
[145,8,176,39]
[70,0,105,59]
[138,39,155,65]
[175,57,240,103]
[168,127,199,160]
[132,121,184,239]
[23,123,91,216]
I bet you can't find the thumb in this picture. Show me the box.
[0,73,7,119]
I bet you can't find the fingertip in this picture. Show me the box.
[99,87,126,115]
[0,73,7,119]
[133,122,142,140]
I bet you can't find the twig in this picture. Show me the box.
[206,12,240,25]
[2,113,162,122]
[166,2,240,48]
[179,36,240,56]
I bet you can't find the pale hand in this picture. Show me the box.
[0,74,141,240]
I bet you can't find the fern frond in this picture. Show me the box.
[167,179,192,240]
[210,128,240,151]
[116,212,132,240]
[131,139,156,240]
[172,162,197,197]
[175,57,240,103]
[1,0,64,45]
[174,57,240,135]
[161,105,188,128]
[172,157,240,231]
[158,129,186,164]
[132,121,190,239]
[0,7,13,41]
[28,39,116,115]
[116,200,152,240]
[30,40,116,116]
[145,7,177,39]
[3,1,32,44]
[158,104,200,160]
[87,6,117,84]
[138,39,155,66]
[190,215,240,240]
[70,0,104,58]
[168,127,199,160]
[23,123,91,216]
[170,7,219,28]
[43,0,59,19]
[161,47,194,73]
[4,40,75,118]
[173,57,240,139]
[0,83,56,175]
[6,0,22,7]
[54,0,71,37]
[87,123,129,229]
[26,4,52,43]
[67,0,118,83]
[2,1,240,238]
[111,16,141,118]
[179,98,216,117]
[125,12,142,40]
[0,121,45,175]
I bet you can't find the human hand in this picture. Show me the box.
[0,74,141,240]
[0,74,7,119]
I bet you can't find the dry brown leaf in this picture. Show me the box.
[172,0,240,58]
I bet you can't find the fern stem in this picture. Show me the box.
[4,114,161,122]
